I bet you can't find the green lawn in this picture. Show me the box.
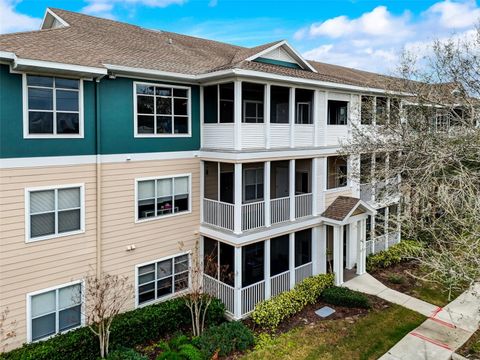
[242,305,425,360]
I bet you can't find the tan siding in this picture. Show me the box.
[324,188,353,208]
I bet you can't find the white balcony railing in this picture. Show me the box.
[241,280,265,316]
[294,262,313,284]
[203,274,235,315]
[270,270,290,297]
[270,196,290,225]
[360,184,374,202]
[295,193,313,218]
[388,231,401,247]
[203,199,235,231]
[242,201,265,231]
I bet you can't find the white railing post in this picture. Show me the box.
[289,87,295,148]
[264,239,271,300]
[384,206,390,250]
[333,225,343,285]
[312,226,319,275]
[234,246,242,319]
[234,163,243,235]
[313,90,320,146]
[265,84,271,149]
[234,80,242,150]
[265,161,271,227]
[289,159,296,221]
[200,161,205,222]
[289,232,295,289]
[319,225,327,273]
[312,158,318,215]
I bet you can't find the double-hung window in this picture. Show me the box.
[28,282,82,342]
[26,185,84,242]
[243,168,264,202]
[25,75,82,137]
[137,254,189,306]
[135,83,190,136]
[137,175,190,221]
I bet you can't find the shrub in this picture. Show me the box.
[321,286,371,309]
[156,335,202,360]
[388,274,405,284]
[251,274,334,330]
[105,348,148,360]
[193,321,254,358]
[366,240,423,272]
[2,296,225,360]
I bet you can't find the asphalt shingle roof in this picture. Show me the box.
[321,196,361,222]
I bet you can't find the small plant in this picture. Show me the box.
[252,274,334,329]
[387,274,405,284]
[254,332,276,351]
[156,335,202,360]
[105,348,147,360]
[192,321,254,358]
[321,287,371,309]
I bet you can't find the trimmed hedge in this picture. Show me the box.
[321,286,371,309]
[366,240,423,272]
[105,348,147,360]
[192,321,254,358]
[251,273,334,330]
[1,296,225,360]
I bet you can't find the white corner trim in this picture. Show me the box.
[0,51,17,61]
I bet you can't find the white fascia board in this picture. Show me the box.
[0,51,17,61]
[244,40,318,73]
[104,63,197,81]
[41,8,70,29]
[13,58,107,76]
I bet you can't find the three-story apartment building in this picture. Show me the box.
[0,8,401,350]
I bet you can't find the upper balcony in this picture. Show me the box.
[202,81,355,151]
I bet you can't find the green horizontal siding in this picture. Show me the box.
[254,57,302,69]
[0,65,201,158]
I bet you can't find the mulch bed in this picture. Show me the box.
[370,260,421,295]
[457,329,480,360]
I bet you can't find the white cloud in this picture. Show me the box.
[81,0,185,17]
[0,0,42,34]
[295,0,480,73]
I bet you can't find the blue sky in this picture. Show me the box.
[1,0,479,73]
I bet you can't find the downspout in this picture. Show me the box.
[95,77,103,277]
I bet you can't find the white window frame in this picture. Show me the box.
[133,81,191,138]
[242,99,264,123]
[135,174,192,223]
[134,252,191,308]
[296,102,312,124]
[26,280,85,343]
[327,100,349,126]
[22,73,84,139]
[25,183,85,243]
[243,167,264,203]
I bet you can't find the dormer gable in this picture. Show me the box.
[41,8,69,30]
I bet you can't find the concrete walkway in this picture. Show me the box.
[343,274,480,360]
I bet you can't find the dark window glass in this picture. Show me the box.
[174,272,189,292]
[328,100,348,125]
[157,278,173,297]
[173,88,188,98]
[156,97,172,115]
[29,112,53,134]
[155,87,171,96]
[137,115,154,134]
[27,75,53,87]
[327,156,348,189]
[58,209,80,233]
[219,83,234,123]
[174,98,188,115]
[137,96,154,114]
[28,88,53,110]
[375,208,386,236]
[30,213,55,238]
[203,85,218,123]
[32,313,56,341]
[203,237,218,278]
[174,117,188,134]
[242,242,264,287]
[270,235,289,276]
[157,116,172,134]
[174,194,189,212]
[136,84,154,95]
[55,78,79,89]
[157,196,173,216]
[59,305,81,332]
[138,198,155,218]
[295,229,312,267]
[361,96,374,125]
[295,89,314,124]
[366,215,372,241]
[219,242,234,286]
[57,113,79,134]
[376,97,388,125]
[270,85,289,123]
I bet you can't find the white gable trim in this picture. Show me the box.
[41,8,70,30]
[245,40,317,73]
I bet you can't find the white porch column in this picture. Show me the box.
[311,158,318,216]
[356,218,367,275]
[289,87,295,148]
[319,225,327,273]
[347,222,358,270]
[234,246,242,318]
[313,90,320,146]
[289,232,295,289]
[234,163,243,235]
[264,239,271,299]
[265,161,271,227]
[333,225,344,285]
[289,159,296,221]
[312,226,320,275]
[200,161,205,223]
[384,206,390,250]
[265,84,271,149]
[234,80,242,150]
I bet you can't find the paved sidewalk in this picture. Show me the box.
[344,274,480,360]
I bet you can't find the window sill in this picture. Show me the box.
[29,323,83,344]
[134,133,192,138]
[136,288,190,308]
[324,186,350,193]
[24,134,84,139]
[135,210,192,224]
[26,229,85,243]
